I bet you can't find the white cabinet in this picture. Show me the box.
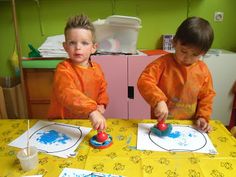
[203,53,236,125]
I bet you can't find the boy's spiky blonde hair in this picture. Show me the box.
[64,14,96,43]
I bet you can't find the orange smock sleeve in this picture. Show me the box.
[137,58,168,108]
[195,66,216,121]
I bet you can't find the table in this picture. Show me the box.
[0,119,235,177]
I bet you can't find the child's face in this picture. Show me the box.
[63,28,97,66]
[173,40,205,66]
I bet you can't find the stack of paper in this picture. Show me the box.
[38,35,68,58]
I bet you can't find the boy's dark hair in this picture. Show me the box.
[64,14,96,42]
[174,17,214,52]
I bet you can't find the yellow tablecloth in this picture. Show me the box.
[0,119,235,177]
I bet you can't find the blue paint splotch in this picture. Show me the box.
[36,130,71,145]
[168,131,181,138]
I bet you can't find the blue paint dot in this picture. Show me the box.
[168,131,181,138]
[36,130,71,145]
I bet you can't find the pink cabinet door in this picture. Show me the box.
[128,55,161,119]
[91,55,128,119]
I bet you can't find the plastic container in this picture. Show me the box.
[93,15,142,54]
[17,146,38,171]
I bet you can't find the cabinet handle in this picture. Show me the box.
[128,86,134,99]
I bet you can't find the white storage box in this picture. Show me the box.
[93,15,142,54]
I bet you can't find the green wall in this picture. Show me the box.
[0,2,15,77]
[0,0,236,77]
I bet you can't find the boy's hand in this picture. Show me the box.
[89,110,107,131]
[154,101,168,121]
[97,105,105,114]
[195,117,212,133]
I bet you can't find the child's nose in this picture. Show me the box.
[75,43,82,49]
[182,54,189,60]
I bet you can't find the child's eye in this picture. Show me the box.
[82,41,89,45]
[68,41,76,46]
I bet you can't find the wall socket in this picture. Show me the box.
[214,12,224,22]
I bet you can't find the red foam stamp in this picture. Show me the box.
[90,131,113,149]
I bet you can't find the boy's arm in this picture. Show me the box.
[96,65,109,107]
[137,62,167,108]
[196,70,216,122]
[54,65,97,117]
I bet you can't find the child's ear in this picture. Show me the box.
[91,43,97,54]
[199,51,207,56]
[63,42,68,52]
[172,38,177,48]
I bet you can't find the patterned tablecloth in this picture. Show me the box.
[0,119,235,177]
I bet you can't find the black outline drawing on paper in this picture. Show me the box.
[148,125,208,152]
[29,123,82,153]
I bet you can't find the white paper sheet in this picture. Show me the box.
[137,123,217,154]
[9,121,92,158]
[59,168,123,177]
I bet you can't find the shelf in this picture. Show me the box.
[22,59,63,69]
